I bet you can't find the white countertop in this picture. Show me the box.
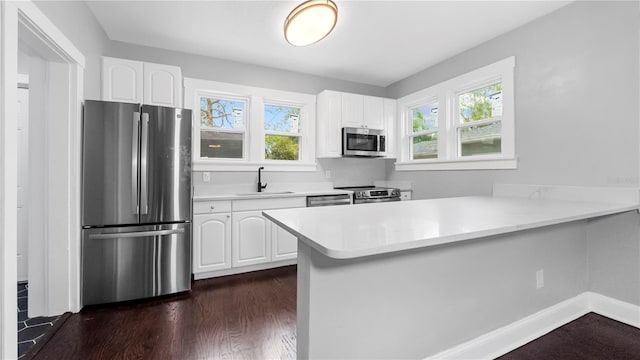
[193,189,352,201]
[263,195,639,259]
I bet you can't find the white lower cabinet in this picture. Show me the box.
[232,211,272,267]
[193,196,305,279]
[271,221,298,261]
[193,213,231,273]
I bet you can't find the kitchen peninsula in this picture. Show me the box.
[263,185,639,359]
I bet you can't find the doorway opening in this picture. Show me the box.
[1,2,85,358]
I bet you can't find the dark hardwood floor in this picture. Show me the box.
[28,265,640,360]
[29,266,297,360]
[498,312,640,360]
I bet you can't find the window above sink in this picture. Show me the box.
[185,78,317,172]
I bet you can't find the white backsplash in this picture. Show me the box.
[193,157,392,196]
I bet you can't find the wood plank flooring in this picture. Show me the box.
[29,266,297,360]
[498,312,640,360]
[28,265,640,359]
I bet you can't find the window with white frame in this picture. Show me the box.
[410,100,439,160]
[184,78,316,171]
[456,82,503,157]
[396,57,515,171]
[199,95,248,159]
[264,103,302,161]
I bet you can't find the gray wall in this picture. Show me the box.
[108,41,386,97]
[586,212,640,306]
[386,1,639,200]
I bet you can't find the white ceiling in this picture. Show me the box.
[86,0,571,87]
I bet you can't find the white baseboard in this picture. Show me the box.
[588,292,640,328]
[426,292,640,360]
[193,259,296,280]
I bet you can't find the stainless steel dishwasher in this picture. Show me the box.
[306,193,352,207]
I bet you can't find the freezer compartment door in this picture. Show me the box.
[82,223,191,306]
[139,105,192,224]
[82,100,141,227]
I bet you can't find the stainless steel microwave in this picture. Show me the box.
[342,127,385,157]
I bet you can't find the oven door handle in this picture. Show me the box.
[355,197,401,204]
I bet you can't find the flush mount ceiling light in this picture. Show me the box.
[284,0,338,46]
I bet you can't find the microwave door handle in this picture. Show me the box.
[140,112,149,215]
[132,112,140,215]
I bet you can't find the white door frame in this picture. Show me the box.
[1,1,84,358]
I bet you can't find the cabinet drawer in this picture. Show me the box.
[193,200,232,214]
[232,197,306,212]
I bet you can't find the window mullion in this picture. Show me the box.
[455,116,502,130]
[443,91,455,161]
[249,95,263,162]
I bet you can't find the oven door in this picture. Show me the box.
[342,128,383,157]
[353,197,401,204]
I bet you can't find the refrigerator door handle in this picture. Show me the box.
[140,112,149,215]
[132,112,140,214]
[88,228,185,240]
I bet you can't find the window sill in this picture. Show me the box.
[394,157,517,171]
[193,160,317,172]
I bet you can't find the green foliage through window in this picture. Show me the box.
[412,103,438,133]
[265,135,299,160]
[459,83,503,123]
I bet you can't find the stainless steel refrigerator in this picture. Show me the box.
[81,100,192,306]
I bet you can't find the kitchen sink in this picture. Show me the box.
[235,191,295,196]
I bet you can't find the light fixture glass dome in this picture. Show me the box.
[284,0,338,46]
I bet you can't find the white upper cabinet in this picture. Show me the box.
[383,98,397,158]
[341,93,384,129]
[102,57,143,104]
[341,93,364,128]
[143,62,182,107]
[316,90,342,158]
[102,56,182,108]
[316,90,396,158]
[363,96,385,129]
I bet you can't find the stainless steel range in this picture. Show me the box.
[335,186,401,204]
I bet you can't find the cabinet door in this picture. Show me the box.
[232,211,271,267]
[143,62,182,108]
[316,90,342,158]
[341,93,364,128]
[193,213,231,273]
[271,221,298,261]
[383,98,397,158]
[363,96,384,129]
[102,57,143,103]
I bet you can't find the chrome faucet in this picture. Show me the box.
[257,166,267,192]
